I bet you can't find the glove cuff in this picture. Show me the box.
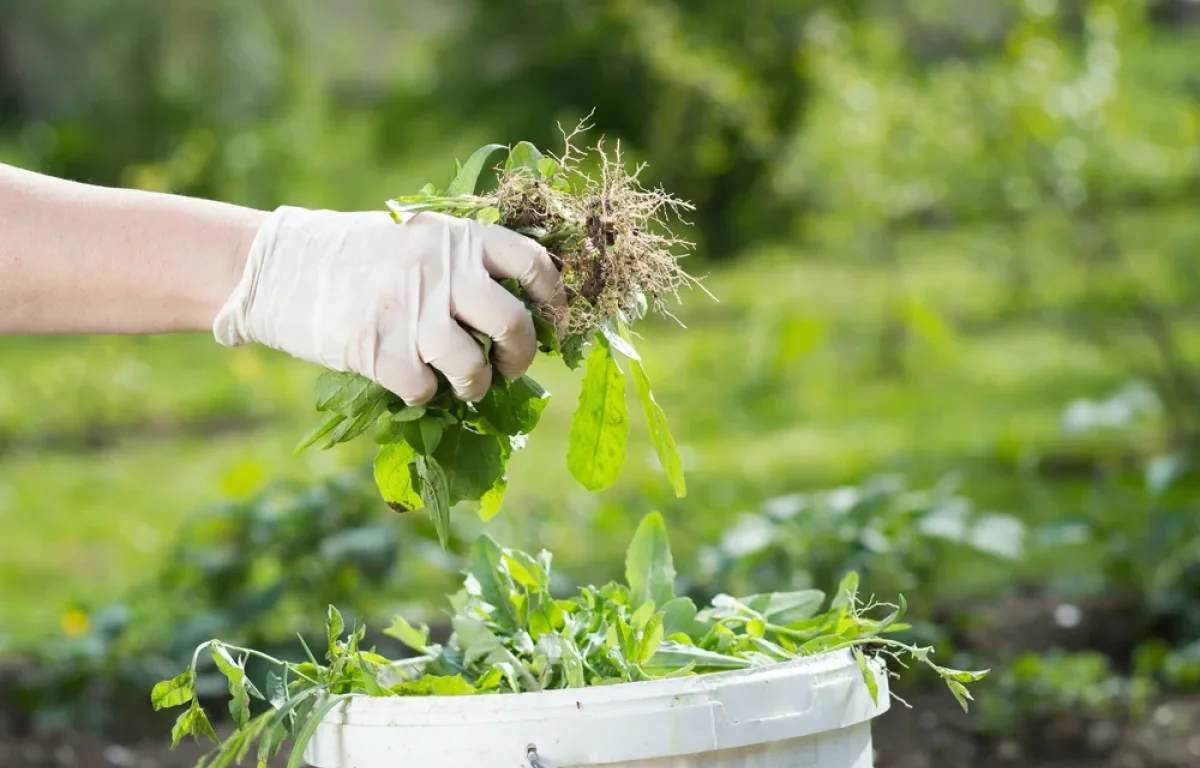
[212,205,298,348]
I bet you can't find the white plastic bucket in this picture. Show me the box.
[303,649,890,768]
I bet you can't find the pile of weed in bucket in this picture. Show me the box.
[295,121,710,548]
[152,513,988,768]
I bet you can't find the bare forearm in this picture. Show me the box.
[0,163,267,335]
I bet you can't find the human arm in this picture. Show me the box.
[0,162,566,404]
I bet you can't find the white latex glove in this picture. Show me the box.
[213,205,565,405]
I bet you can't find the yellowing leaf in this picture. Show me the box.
[567,338,629,491]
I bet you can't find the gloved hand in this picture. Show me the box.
[213,205,565,405]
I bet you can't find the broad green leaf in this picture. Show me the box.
[315,371,381,414]
[434,427,506,503]
[383,616,430,654]
[625,512,676,608]
[476,376,550,436]
[478,474,507,522]
[151,671,194,710]
[476,207,501,225]
[416,455,452,548]
[629,356,686,498]
[537,157,560,178]
[854,647,879,706]
[391,675,478,696]
[506,141,544,176]
[403,415,445,455]
[660,597,698,638]
[393,405,427,422]
[468,536,519,630]
[744,590,826,625]
[567,338,629,491]
[374,443,422,511]
[446,143,507,196]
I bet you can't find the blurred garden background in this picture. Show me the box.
[2,0,1200,765]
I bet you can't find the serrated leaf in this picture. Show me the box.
[416,455,452,548]
[561,334,587,369]
[265,671,286,710]
[625,512,676,608]
[374,443,422,511]
[446,143,507,196]
[567,337,629,491]
[629,356,685,498]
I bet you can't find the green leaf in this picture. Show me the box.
[478,474,508,522]
[374,443,422,511]
[625,512,676,609]
[286,695,348,768]
[294,411,345,455]
[327,606,345,654]
[745,590,826,625]
[638,614,665,665]
[506,141,544,176]
[315,371,381,414]
[265,671,286,710]
[433,427,506,503]
[151,671,194,710]
[561,334,587,370]
[383,616,430,655]
[629,356,686,497]
[392,675,478,696]
[644,643,754,673]
[171,702,218,747]
[468,535,519,630]
[446,143,507,196]
[946,679,974,713]
[567,337,629,491]
[854,647,880,706]
[660,597,698,637]
[537,157,560,178]
[936,666,990,683]
[476,376,550,436]
[476,206,501,225]
[416,455,452,548]
[832,572,860,610]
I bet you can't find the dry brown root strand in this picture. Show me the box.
[492,118,712,338]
